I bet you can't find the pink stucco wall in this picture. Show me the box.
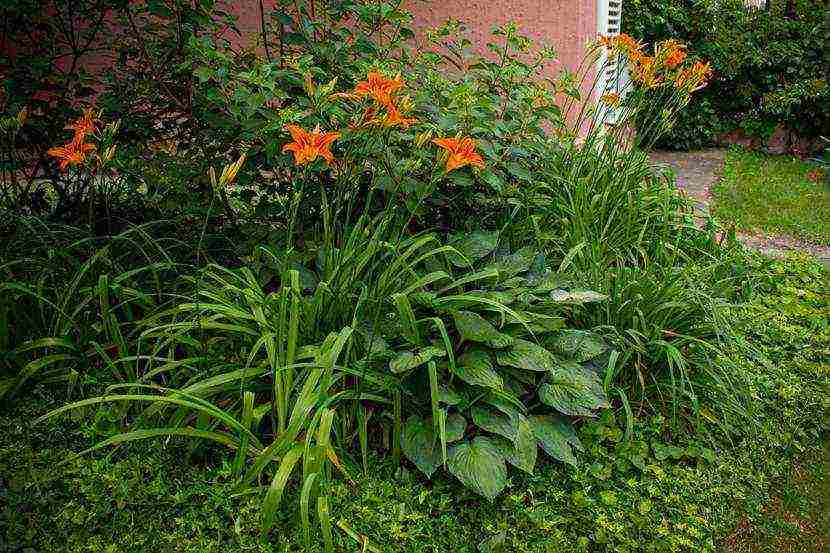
[405,0,597,79]
[228,0,597,79]
[6,1,599,102]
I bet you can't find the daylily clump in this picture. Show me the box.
[599,33,711,93]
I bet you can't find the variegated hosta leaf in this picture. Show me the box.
[447,437,508,499]
[455,350,503,389]
[492,418,537,474]
[496,338,557,372]
[538,366,609,417]
[529,414,582,466]
[401,415,441,477]
[445,412,466,442]
[447,230,500,267]
[549,330,607,362]
[453,311,514,348]
[389,346,446,374]
[471,405,518,440]
[549,289,608,304]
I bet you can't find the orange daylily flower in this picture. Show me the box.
[47,140,96,172]
[631,55,661,88]
[661,40,687,69]
[382,105,418,129]
[353,71,405,108]
[675,61,713,92]
[600,92,621,107]
[432,137,485,172]
[68,108,96,143]
[599,33,643,58]
[282,124,341,165]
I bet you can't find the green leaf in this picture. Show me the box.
[438,385,461,405]
[453,311,514,348]
[447,231,499,267]
[490,246,536,278]
[445,413,466,442]
[529,414,581,466]
[549,289,608,304]
[496,338,556,372]
[471,406,518,440]
[549,330,607,362]
[493,419,537,474]
[447,437,508,499]
[389,346,445,374]
[539,366,609,417]
[454,350,503,389]
[401,415,441,478]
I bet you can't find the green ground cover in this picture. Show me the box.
[711,149,830,244]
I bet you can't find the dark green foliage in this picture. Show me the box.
[1,254,826,551]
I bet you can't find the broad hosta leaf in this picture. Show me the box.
[496,338,556,372]
[445,413,466,442]
[447,231,499,266]
[453,311,513,348]
[491,246,536,278]
[401,415,441,477]
[471,405,518,440]
[549,289,608,304]
[529,415,581,466]
[455,350,503,389]
[549,330,607,362]
[390,346,445,374]
[464,290,516,305]
[438,385,461,405]
[539,366,609,417]
[447,437,508,499]
[492,418,537,474]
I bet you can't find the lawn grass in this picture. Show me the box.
[1,253,827,552]
[711,148,830,245]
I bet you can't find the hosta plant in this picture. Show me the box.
[381,230,613,498]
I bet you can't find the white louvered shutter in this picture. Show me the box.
[597,0,626,123]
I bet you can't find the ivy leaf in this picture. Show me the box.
[471,405,518,440]
[529,414,581,466]
[454,350,503,389]
[445,413,467,442]
[401,415,441,477]
[447,231,499,267]
[539,366,609,417]
[389,346,445,374]
[447,437,508,499]
[453,311,514,348]
[496,338,556,372]
[549,289,608,304]
[549,330,607,362]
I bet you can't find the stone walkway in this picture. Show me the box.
[650,150,830,266]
